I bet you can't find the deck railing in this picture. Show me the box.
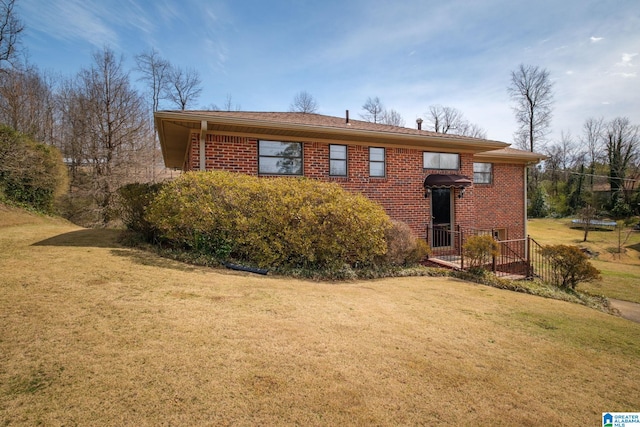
[426,226,553,281]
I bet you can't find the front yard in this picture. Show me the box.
[1,207,639,425]
[527,218,640,303]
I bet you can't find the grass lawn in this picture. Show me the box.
[528,218,640,303]
[1,205,639,425]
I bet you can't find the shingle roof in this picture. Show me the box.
[155,110,544,168]
[172,110,504,144]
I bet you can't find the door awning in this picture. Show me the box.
[423,174,472,189]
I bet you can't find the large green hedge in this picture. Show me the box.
[146,171,392,269]
[0,125,67,213]
[116,182,164,240]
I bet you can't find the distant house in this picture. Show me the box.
[154,110,544,256]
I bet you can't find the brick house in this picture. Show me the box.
[155,110,544,256]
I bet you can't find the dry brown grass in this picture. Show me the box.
[1,206,639,425]
[528,218,640,303]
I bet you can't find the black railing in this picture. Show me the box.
[490,238,529,277]
[426,226,555,282]
[527,237,556,284]
[427,224,462,252]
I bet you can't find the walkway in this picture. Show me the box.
[609,299,640,323]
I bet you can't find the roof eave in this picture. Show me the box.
[474,151,547,164]
[155,111,510,169]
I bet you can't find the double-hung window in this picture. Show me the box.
[369,147,385,177]
[329,144,347,176]
[473,162,492,184]
[423,152,459,170]
[258,140,302,175]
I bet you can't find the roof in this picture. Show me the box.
[154,110,542,169]
[474,147,547,164]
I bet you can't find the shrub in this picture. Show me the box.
[463,235,499,269]
[540,244,601,289]
[145,171,391,269]
[116,182,164,241]
[610,197,632,219]
[0,125,67,213]
[383,221,431,266]
[407,239,432,265]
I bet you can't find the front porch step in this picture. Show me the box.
[424,257,461,270]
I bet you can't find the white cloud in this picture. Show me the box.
[590,36,603,43]
[19,0,119,47]
[617,53,638,67]
[19,0,157,50]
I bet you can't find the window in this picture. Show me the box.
[329,144,347,176]
[423,152,459,170]
[258,140,302,175]
[369,147,385,177]
[473,162,492,184]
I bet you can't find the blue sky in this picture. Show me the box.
[16,0,640,145]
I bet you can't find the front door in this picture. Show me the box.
[431,188,452,248]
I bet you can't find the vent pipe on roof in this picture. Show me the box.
[416,118,423,130]
[346,110,349,124]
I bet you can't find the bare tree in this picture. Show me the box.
[605,117,639,205]
[581,117,604,190]
[222,93,241,111]
[203,94,241,111]
[361,96,384,123]
[71,47,150,225]
[426,105,464,134]
[0,0,24,69]
[289,90,318,113]
[457,121,487,139]
[578,204,597,242]
[0,62,55,144]
[164,66,202,110]
[55,76,87,182]
[135,49,171,181]
[135,48,170,113]
[379,109,405,127]
[545,131,578,196]
[508,64,554,152]
[425,104,486,138]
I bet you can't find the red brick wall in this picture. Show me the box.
[471,163,526,239]
[187,132,526,240]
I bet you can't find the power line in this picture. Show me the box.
[568,171,639,183]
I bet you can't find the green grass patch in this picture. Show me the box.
[528,218,640,303]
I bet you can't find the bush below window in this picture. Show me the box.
[145,171,393,270]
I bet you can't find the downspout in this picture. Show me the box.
[200,120,207,171]
[524,164,529,259]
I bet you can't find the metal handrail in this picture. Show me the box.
[425,228,557,284]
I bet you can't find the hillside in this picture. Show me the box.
[1,207,638,425]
